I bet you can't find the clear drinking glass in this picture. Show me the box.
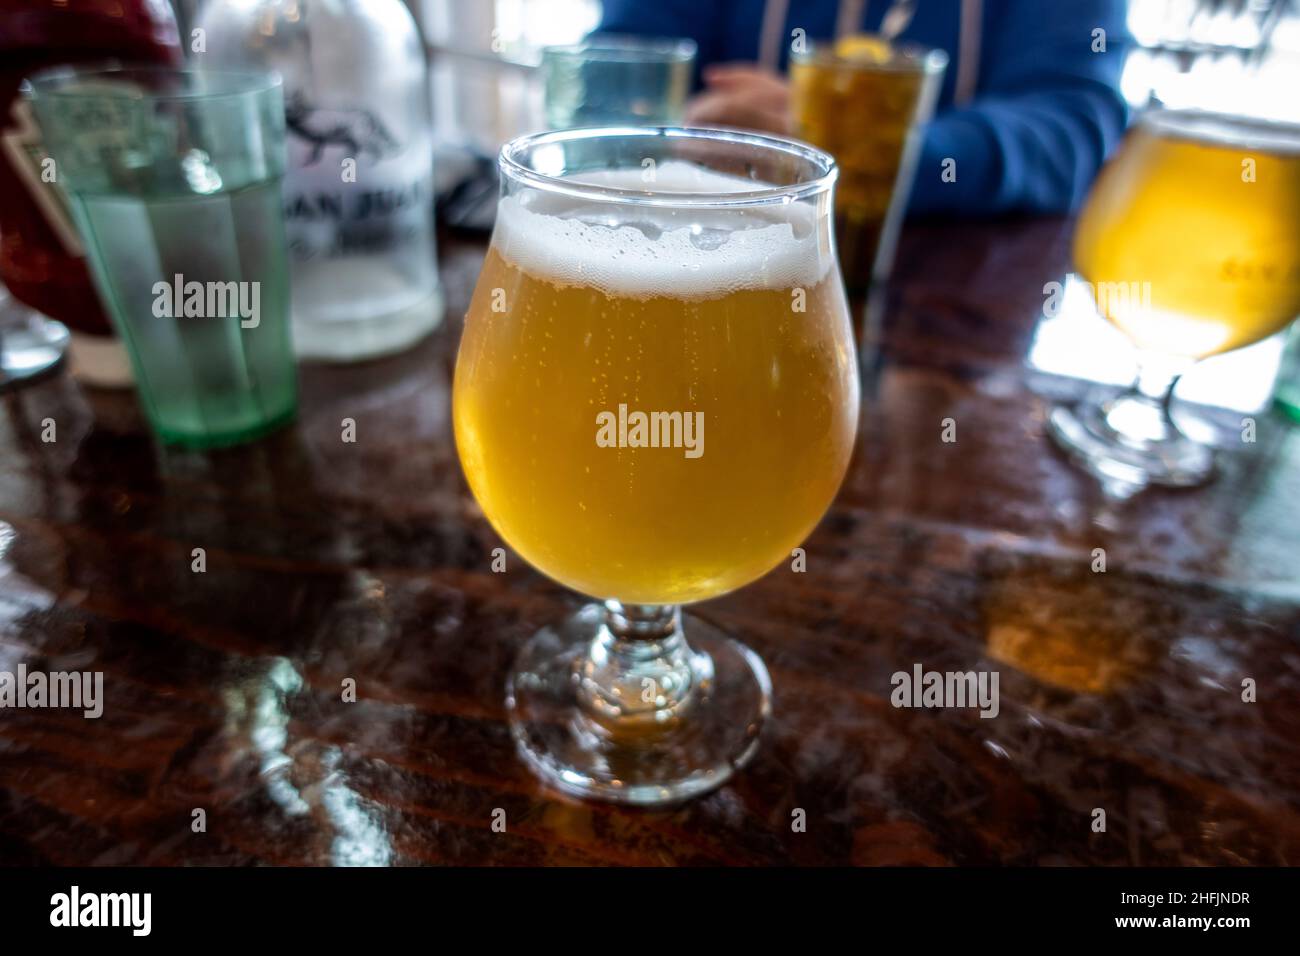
[790,38,947,291]
[454,128,858,804]
[28,67,297,448]
[541,36,697,130]
[1049,110,1300,488]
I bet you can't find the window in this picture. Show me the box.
[417,0,602,154]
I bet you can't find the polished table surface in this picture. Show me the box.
[2,218,1298,866]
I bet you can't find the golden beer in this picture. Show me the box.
[1074,111,1300,359]
[462,128,852,805]
[791,37,946,290]
[454,166,859,605]
[1050,110,1300,488]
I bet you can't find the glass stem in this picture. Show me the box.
[1103,350,1194,444]
[575,601,698,734]
[1133,351,1191,409]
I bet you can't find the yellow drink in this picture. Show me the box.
[454,167,858,604]
[790,37,945,290]
[1074,111,1300,359]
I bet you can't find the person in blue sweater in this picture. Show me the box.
[598,0,1132,215]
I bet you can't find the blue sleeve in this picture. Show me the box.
[598,0,731,84]
[908,0,1132,216]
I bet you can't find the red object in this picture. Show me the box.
[0,0,179,335]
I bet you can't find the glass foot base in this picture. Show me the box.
[0,305,68,388]
[506,604,771,806]
[1049,398,1214,489]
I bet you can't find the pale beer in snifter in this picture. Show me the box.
[453,128,857,805]
[1051,109,1300,488]
[456,169,856,605]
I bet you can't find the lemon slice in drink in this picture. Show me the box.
[834,34,893,63]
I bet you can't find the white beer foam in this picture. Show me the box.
[493,162,831,299]
[1150,110,1300,155]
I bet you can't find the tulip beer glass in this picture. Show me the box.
[454,128,858,804]
[1050,110,1300,487]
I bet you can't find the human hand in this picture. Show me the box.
[685,64,792,137]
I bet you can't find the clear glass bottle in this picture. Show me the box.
[197,0,443,361]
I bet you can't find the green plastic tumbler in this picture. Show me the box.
[29,67,297,448]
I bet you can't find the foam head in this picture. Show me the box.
[493,161,833,299]
[1149,110,1300,155]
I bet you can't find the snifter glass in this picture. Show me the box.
[453,128,858,804]
[1049,109,1300,489]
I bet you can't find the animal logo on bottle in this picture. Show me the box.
[284,90,400,165]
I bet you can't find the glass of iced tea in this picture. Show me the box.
[790,36,947,292]
[1049,110,1300,488]
[454,128,858,804]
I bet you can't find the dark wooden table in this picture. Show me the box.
[1,219,1297,866]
